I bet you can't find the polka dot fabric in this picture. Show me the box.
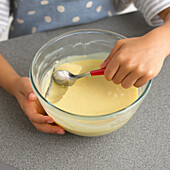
[9,0,116,38]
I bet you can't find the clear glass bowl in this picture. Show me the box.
[30,29,152,137]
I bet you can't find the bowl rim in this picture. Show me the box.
[30,28,152,119]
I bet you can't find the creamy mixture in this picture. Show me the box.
[44,57,138,116]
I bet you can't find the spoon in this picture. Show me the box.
[52,68,105,86]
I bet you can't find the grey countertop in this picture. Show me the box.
[0,12,169,170]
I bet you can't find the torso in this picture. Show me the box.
[10,0,117,38]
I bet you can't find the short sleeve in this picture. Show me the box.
[134,0,170,26]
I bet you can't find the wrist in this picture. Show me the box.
[144,24,170,57]
[9,76,22,97]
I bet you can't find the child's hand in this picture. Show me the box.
[14,77,65,134]
[101,27,169,88]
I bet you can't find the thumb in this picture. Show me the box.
[19,77,37,101]
[100,40,124,68]
[28,92,37,101]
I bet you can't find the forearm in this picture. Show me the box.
[0,53,21,96]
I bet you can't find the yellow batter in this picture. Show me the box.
[46,59,138,116]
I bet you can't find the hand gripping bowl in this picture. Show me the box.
[30,29,152,137]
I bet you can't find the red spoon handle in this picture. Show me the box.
[90,68,105,76]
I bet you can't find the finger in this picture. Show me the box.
[29,110,54,124]
[34,99,46,115]
[100,40,124,68]
[33,123,65,134]
[104,54,120,81]
[18,77,36,100]
[100,54,112,68]
[134,76,150,88]
[121,72,142,89]
[24,103,53,124]
[23,78,35,99]
[28,92,37,101]
[112,65,131,85]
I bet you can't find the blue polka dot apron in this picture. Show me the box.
[9,0,117,38]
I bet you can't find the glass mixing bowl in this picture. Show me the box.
[30,29,152,137]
